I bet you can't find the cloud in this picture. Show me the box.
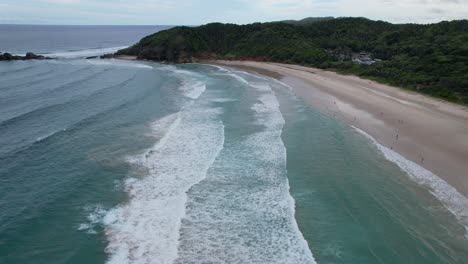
[42,0,80,4]
[0,0,467,25]
[236,0,468,24]
[429,7,445,14]
[246,0,336,15]
[233,0,338,22]
[251,0,314,12]
[337,0,468,23]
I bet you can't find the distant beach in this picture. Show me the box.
[113,55,138,61]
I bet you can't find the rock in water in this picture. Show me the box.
[0,52,51,61]
[0,53,15,61]
[25,52,46,60]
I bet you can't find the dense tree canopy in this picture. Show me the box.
[117,18,468,104]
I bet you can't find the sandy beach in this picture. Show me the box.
[113,55,137,60]
[210,60,468,199]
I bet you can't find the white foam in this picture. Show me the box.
[251,83,273,92]
[173,69,204,77]
[208,65,294,92]
[35,128,66,142]
[126,113,184,170]
[44,46,129,59]
[174,81,316,263]
[149,113,181,138]
[271,78,295,92]
[79,205,108,235]
[47,58,153,70]
[352,126,468,226]
[86,59,153,69]
[249,85,306,255]
[250,86,282,128]
[233,69,269,81]
[250,83,289,129]
[215,72,249,85]
[209,98,237,103]
[233,68,295,93]
[159,67,207,100]
[179,80,206,100]
[103,99,225,264]
[204,65,253,85]
[203,64,230,73]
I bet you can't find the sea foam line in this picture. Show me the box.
[251,84,316,263]
[86,59,153,69]
[44,46,129,59]
[103,91,225,263]
[213,72,250,85]
[79,204,108,235]
[204,64,252,85]
[160,67,208,100]
[233,69,269,81]
[207,64,295,92]
[352,126,468,227]
[173,78,316,263]
[194,63,229,73]
[179,79,206,100]
[35,128,67,142]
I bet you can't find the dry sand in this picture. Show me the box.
[211,60,468,199]
[114,55,137,60]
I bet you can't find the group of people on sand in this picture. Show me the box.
[331,100,426,165]
[333,101,424,164]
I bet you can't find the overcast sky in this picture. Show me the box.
[1,0,467,25]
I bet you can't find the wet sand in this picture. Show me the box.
[210,60,468,199]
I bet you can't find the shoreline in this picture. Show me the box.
[112,55,138,61]
[208,60,468,202]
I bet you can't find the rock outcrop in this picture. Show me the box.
[0,52,51,61]
[100,54,114,59]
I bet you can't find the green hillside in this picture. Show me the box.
[117,18,468,104]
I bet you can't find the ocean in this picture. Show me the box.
[0,25,467,264]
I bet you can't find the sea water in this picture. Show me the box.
[0,26,467,264]
[0,25,170,57]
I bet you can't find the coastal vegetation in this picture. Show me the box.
[117,17,468,104]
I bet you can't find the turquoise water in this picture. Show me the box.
[0,58,467,264]
[275,85,468,263]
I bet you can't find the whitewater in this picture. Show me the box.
[102,67,315,264]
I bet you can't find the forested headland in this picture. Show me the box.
[117,17,468,104]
